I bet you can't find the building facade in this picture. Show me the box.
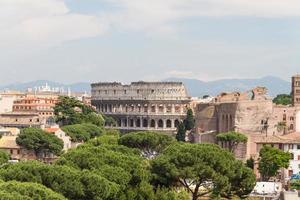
[12,96,57,117]
[91,82,191,132]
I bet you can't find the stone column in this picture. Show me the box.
[171,104,175,114]
[163,105,167,113]
[155,104,158,114]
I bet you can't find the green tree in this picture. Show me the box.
[273,94,292,105]
[258,145,290,181]
[104,116,117,127]
[0,150,9,165]
[16,128,63,156]
[246,157,255,169]
[84,112,105,127]
[184,108,195,131]
[54,96,98,126]
[216,131,248,153]
[0,181,67,200]
[276,121,287,133]
[0,161,119,200]
[119,131,175,159]
[176,122,186,142]
[56,145,152,199]
[61,123,104,142]
[151,143,255,200]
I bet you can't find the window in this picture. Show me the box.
[298,155,300,160]
[289,144,294,149]
[297,145,300,150]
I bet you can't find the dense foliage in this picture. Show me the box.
[258,145,290,181]
[273,94,292,105]
[0,180,67,200]
[61,123,105,142]
[0,150,9,165]
[16,128,64,156]
[54,96,104,126]
[0,161,118,200]
[151,143,256,200]
[119,131,175,159]
[1,129,256,199]
[175,122,186,142]
[216,131,248,153]
[184,108,195,131]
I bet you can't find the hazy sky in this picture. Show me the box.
[1,0,300,84]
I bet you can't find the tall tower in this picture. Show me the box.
[292,75,300,106]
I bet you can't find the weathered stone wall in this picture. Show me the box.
[91,81,189,101]
[91,81,191,132]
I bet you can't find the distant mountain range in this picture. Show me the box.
[164,76,291,97]
[0,76,291,97]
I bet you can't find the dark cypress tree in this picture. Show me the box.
[184,108,195,131]
[176,122,186,142]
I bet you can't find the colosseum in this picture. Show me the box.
[91,81,191,132]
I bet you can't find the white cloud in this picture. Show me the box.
[0,0,106,48]
[102,0,300,33]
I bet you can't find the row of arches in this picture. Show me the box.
[95,103,186,114]
[116,118,180,129]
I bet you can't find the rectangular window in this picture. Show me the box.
[297,145,300,150]
[289,144,294,149]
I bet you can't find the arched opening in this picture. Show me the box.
[166,119,172,128]
[158,119,163,128]
[130,119,134,127]
[118,119,121,127]
[158,105,164,113]
[174,119,179,128]
[143,119,148,127]
[150,120,156,128]
[124,119,128,127]
[151,105,156,112]
[136,118,141,127]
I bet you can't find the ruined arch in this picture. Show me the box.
[158,119,164,128]
[174,119,179,128]
[150,119,156,128]
[143,119,148,127]
[166,119,172,128]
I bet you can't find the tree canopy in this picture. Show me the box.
[184,108,195,131]
[119,131,175,159]
[175,122,186,142]
[16,128,63,156]
[0,180,67,200]
[216,131,248,153]
[258,145,290,181]
[54,96,104,126]
[273,94,292,105]
[0,150,9,165]
[61,123,105,142]
[151,143,256,200]
[0,161,119,200]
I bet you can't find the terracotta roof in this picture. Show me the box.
[0,136,20,149]
[253,132,300,144]
[44,128,59,133]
